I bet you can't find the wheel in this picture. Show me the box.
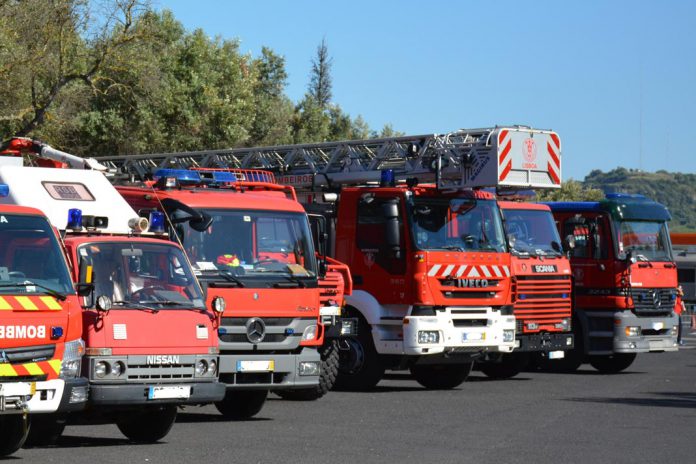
[333,313,384,391]
[276,340,339,401]
[24,414,66,446]
[589,353,637,374]
[478,353,529,379]
[0,415,29,456]
[410,363,473,389]
[116,406,177,443]
[215,389,268,419]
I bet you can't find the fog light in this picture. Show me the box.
[111,361,125,377]
[555,318,571,331]
[69,386,89,404]
[340,319,355,336]
[95,361,109,378]
[418,331,440,344]
[196,360,208,376]
[302,324,318,341]
[299,361,320,376]
[566,336,573,346]
[209,360,217,375]
[670,326,678,336]
[503,330,515,343]
[628,342,637,349]
[625,326,640,337]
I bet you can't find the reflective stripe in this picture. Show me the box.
[481,266,492,278]
[428,265,442,276]
[14,296,38,310]
[23,363,44,376]
[39,296,62,310]
[0,297,12,310]
[443,265,455,276]
[455,265,468,277]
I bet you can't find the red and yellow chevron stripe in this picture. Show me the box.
[0,358,61,378]
[0,296,63,311]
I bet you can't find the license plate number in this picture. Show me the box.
[148,386,191,400]
[463,332,485,342]
[548,350,565,359]
[237,360,275,372]
[652,322,664,330]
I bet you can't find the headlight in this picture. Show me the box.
[111,361,125,377]
[95,361,109,378]
[555,318,571,331]
[60,339,85,379]
[418,331,440,344]
[195,359,208,376]
[208,360,217,376]
[212,296,226,314]
[302,324,318,341]
[625,326,641,337]
[503,330,515,343]
[298,361,320,376]
[670,326,678,336]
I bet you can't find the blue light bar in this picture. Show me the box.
[67,208,83,230]
[148,211,166,233]
[380,169,395,187]
[212,171,238,183]
[0,184,9,197]
[153,169,201,185]
[605,193,646,200]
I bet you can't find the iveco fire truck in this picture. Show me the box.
[0,204,88,456]
[546,194,679,373]
[477,201,574,378]
[110,126,564,390]
[0,138,225,442]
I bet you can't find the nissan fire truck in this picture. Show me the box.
[92,160,348,412]
[117,126,564,390]
[0,204,88,456]
[0,138,225,442]
[477,201,574,378]
[546,193,679,373]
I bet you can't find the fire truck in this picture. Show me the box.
[115,126,564,390]
[478,201,574,378]
[0,204,88,456]
[0,138,225,443]
[546,194,679,373]
[92,157,354,411]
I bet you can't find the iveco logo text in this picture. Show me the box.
[456,279,489,288]
[147,355,180,365]
[0,325,46,339]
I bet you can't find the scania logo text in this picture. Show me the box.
[246,318,266,343]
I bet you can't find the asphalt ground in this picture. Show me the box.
[12,334,696,464]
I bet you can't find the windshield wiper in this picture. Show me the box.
[0,281,67,301]
[139,300,206,311]
[219,270,245,287]
[439,245,465,252]
[112,300,160,312]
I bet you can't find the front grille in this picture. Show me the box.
[442,291,497,299]
[126,362,195,381]
[452,319,488,327]
[1,344,55,364]
[514,275,571,328]
[221,317,298,327]
[219,333,288,343]
[0,374,48,382]
[642,328,671,336]
[631,288,676,316]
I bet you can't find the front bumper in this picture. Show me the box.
[515,332,574,352]
[88,381,225,406]
[613,311,679,353]
[25,377,89,414]
[218,348,320,390]
[402,307,516,356]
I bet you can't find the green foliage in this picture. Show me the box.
[536,179,604,202]
[584,168,696,232]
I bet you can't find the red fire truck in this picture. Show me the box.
[0,204,88,456]
[128,126,563,390]
[477,201,573,378]
[546,194,679,372]
[0,138,225,443]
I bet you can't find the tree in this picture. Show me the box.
[536,179,604,202]
[308,38,332,109]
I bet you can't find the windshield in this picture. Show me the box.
[618,220,672,262]
[0,214,74,295]
[78,242,205,309]
[177,209,317,280]
[503,208,563,256]
[411,198,506,252]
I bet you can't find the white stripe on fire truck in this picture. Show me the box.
[468,267,481,278]
[492,266,503,277]
[442,265,455,276]
[502,266,510,276]
[455,265,468,277]
[481,266,492,277]
[428,265,442,277]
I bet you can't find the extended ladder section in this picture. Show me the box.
[96,126,562,190]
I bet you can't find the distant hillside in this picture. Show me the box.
[583,168,696,232]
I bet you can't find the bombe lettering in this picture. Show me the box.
[0,325,46,339]
[0,216,7,223]
[146,355,180,365]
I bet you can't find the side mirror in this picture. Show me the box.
[564,234,576,250]
[190,211,213,232]
[76,283,94,297]
[318,260,328,278]
[382,201,401,258]
[625,250,637,265]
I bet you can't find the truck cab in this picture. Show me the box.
[546,193,679,373]
[0,204,88,456]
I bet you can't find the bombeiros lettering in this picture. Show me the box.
[0,325,46,339]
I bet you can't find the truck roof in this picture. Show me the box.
[0,203,49,217]
[498,201,551,211]
[544,194,671,222]
[0,165,140,233]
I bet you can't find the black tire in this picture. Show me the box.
[276,340,339,401]
[116,406,177,443]
[0,414,29,456]
[589,353,637,374]
[333,313,384,391]
[24,414,66,446]
[215,389,268,419]
[410,362,473,390]
[478,353,529,380]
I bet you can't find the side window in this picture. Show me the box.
[564,220,590,259]
[355,197,405,275]
[594,216,610,260]
[356,200,389,250]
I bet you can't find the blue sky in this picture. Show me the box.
[157,0,696,180]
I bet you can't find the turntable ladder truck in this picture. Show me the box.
[0,138,225,443]
[97,125,563,389]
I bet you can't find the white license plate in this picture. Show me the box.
[0,382,35,397]
[548,350,565,360]
[237,360,275,372]
[148,386,191,400]
[652,322,664,330]
[463,332,484,342]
